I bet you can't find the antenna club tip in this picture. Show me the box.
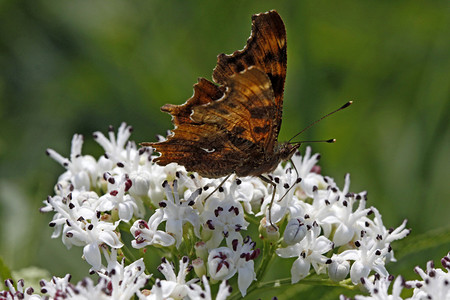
[341,101,353,109]
[327,139,336,143]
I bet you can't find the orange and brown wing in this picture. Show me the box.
[142,68,277,178]
[212,10,287,139]
[191,67,276,152]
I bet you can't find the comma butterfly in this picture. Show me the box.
[142,10,350,227]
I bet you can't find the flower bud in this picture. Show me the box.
[259,217,280,241]
[192,258,206,278]
[283,218,307,245]
[195,241,208,261]
[208,247,235,280]
[328,256,350,281]
[291,257,310,283]
[129,172,150,197]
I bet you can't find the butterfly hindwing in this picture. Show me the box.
[144,68,276,177]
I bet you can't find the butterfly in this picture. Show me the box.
[142,10,346,227]
[142,10,297,178]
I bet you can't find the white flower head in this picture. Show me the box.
[42,123,416,298]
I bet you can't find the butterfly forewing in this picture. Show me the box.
[212,10,287,138]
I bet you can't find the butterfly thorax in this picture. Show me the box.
[235,142,300,177]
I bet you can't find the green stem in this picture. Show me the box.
[121,243,139,266]
[257,277,357,290]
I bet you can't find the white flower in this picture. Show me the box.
[44,190,99,239]
[41,275,111,299]
[39,250,148,300]
[200,185,249,249]
[93,123,134,164]
[97,173,142,222]
[130,209,175,248]
[231,176,268,215]
[364,207,410,263]
[320,174,371,247]
[208,237,259,296]
[147,163,187,207]
[39,274,73,299]
[354,275,405,300]
[129,169,151,198]
[153,256,199,299]
[338,235,389,284]
[186,276,232,300]
[97,249,150,300]
[46,134,97,191]
[159,180,201,248]
[289,146,327,198]
[63,215,123,270]
[208,247,235,280]
[276,222,334,283]
[259,167,302,226]
[1,278,42,300]
[406,253,450,300]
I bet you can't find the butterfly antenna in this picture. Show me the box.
[289,139,336,145]
[287,101,353,144]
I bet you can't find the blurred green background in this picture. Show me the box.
[0,0,448,299]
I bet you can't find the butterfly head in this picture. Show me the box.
[277,142,301,162]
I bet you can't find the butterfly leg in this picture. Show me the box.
[203,174,232,202]
[258,175,278,229]
[259,174,302,230]
[289,158,301,180]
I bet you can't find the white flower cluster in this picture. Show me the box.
[4,122,445,299]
